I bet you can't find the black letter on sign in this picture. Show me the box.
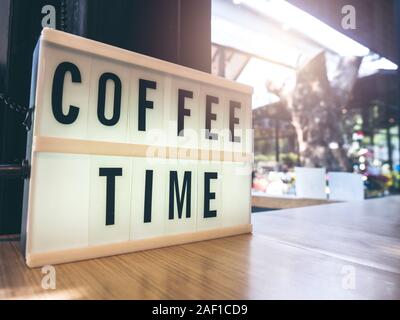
[177,89,192,136]
[205,95,218,140]
[99,168,123,226]
[52,62,81,124]
[204,172,217,218]
[169,171,192,219]
[229,101,241,143]
[138,79,157,131]
[97,72,122,126]
[144,170,153,223]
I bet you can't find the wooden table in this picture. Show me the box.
[1,196,399,299]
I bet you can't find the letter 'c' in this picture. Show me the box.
[52,62,81,124]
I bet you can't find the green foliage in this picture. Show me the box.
[281,153,298,168]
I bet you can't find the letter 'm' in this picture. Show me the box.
[169,171,192,219]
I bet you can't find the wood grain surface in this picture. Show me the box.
[1,197,400,299]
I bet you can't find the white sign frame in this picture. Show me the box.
[22,28,253,268]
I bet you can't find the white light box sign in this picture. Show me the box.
[22,28,253,268]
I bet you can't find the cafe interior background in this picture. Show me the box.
[212,0,400,201]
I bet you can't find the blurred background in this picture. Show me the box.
[211,0,400,199]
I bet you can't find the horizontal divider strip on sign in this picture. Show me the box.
[33,136,254,163]
[26,224,253,268]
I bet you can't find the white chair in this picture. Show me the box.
[328,172,364,201]
[295,167,327,199]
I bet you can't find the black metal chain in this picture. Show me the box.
[60,0,67,32]
[0,0,69,130]
[0,1,67,180]
[1,2,70,179]
[0,93,28,114]
[0,95,32,179]
[0,93,34,131]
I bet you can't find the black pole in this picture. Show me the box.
[395,1,400,174]
[275,119,280,164]
[0,160,29,179]
[386,124,393,171]
[385,105,393,171]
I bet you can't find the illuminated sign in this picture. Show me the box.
[22,28,253,267]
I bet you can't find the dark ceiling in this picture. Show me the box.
[288,0,398,64]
